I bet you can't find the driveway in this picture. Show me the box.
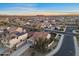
[10,43,32,56]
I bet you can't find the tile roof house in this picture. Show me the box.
[27,32,51,44]
[1,27,28,48]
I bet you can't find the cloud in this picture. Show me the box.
[1,3,79,15]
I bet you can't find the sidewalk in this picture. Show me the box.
[73,30,79,56]
[10,43,32,56]
[73,36,79,56]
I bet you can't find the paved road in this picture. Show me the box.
[45,29,76,36]
[54,27,75,56]
[0,48,7,54]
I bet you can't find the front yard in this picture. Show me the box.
[21,27,66,56]
[21,33,62,56]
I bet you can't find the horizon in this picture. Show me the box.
[1,3,79,15]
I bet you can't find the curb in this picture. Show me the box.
[73,30,79,56]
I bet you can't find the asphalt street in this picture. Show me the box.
[54,27,75,56]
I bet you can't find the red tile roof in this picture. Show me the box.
[31,32,49,40]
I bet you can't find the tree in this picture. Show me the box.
[60,25,64,31]
[31,52,35,56]
[34,37,49,53]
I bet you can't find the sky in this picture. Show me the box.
[0,3,79,15]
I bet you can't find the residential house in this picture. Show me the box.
[1,27,28,48]
[27,32,51,45]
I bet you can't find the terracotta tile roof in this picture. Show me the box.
[31,32,49,40]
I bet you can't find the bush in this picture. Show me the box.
[0,54,4,56]
[31,52,35,56]
[48,49,51,52]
